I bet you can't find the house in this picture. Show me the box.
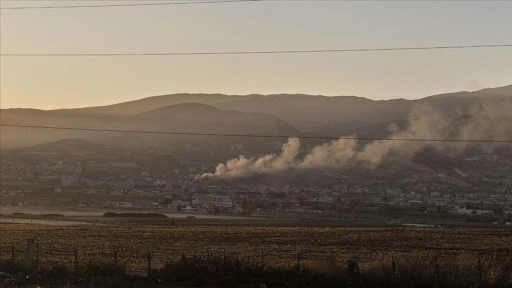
[195,195,233,208]
[106,201,133,209]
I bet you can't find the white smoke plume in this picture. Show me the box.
[197,99,512,180]
[198,137,300,179]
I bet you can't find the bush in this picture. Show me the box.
[159,254,343,287]
[0,259,22,274]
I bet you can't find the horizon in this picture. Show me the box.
[2,83,511,110]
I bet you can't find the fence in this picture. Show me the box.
[1,239,511,287]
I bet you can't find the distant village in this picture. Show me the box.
[1,155,512,226]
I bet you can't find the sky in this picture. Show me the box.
[1,0,511,109]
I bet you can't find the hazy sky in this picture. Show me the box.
[1,0,511,109]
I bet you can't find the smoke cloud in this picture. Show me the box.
[197,99,512,180]
[199,137,300,179]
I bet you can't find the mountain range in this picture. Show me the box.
[1,84,511,157]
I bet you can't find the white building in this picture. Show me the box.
[194,195,233,208]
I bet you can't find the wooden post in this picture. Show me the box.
[11,246,15,262]
[477,257,482,288]
[74,248,79,274]
[36,242,39,269]
[25,239,35,271]
[147,252,152,277]
[113,250,118,267]
[433,256,440,288]
[260,251,264,283]
[347,259,360,288]
[223,252,227,279]
[391,256,397,288]
[296,253,301,272]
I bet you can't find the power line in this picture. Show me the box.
[1,0,247,1]
[0,0,325,1]
[0,0,260,9]
[0,0,487,10]
[2,44,511,57]
[2,123,511,143]
[0,0,188,1]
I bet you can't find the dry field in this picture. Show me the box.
[1,223,511,275]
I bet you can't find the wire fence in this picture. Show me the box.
[2,238,511,277]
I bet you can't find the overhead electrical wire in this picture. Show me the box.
[0,0,349,1]
[1,0,261,10]
[0,0,255,1]
[1,0,203,1]
[0,0,497,10]
[1,123,511,144]
[2,44,512,57]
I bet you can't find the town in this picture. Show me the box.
[2,151,511,226]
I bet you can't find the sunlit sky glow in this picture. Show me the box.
[1,1,511,109]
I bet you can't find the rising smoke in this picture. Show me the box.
[197,99,512,180]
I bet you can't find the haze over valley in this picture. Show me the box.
[2,85,511,193]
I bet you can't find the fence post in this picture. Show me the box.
[25,239,35,271]
[391,256,397,287]
[223,252,227,279]
[113,250,118,267]
[260,251,265,283]
[73,248,79,274]
[477,257,482,288]
[36,242,39,270]
[296,253,301,272]
[347,259,360,288]
[147,252,152,277]
[433,256,440,288]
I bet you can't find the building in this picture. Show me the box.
[195,195,233,208]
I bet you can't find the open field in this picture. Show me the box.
[1,223,511,276]
[3,205,506,229]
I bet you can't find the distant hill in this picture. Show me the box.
[2,85,511,184]
[215,95,411,133]
[0,103,300,159]
[65,84,512,134]
[118,103,299,136]
[214,86,512,134]
[65,93,236,115]
[28,138,108,153]
[0,138,124,163]
[1,84,510,152]
[479,84,512,96]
